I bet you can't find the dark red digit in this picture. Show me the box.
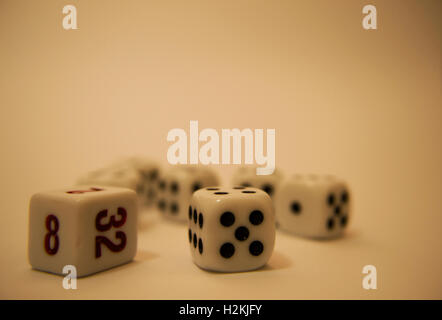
[44,214,59,255]
[95,207,127,232]
[95,209,110,232]
[94,207,128,258]
[113,207,127,228]
[95,231,127,258]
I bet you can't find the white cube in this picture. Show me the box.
[28,186,138,277]
[274,174,351,239]
[189,187,275,272]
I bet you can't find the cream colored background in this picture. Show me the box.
[0,0,440,299]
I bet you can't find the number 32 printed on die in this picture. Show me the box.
[95,207,127,258]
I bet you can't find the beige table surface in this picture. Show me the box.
[0,0,441,299]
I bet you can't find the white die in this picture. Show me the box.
[189,187,275,272]
[77,163,140,191]
[77,158,161,205]
[28,186,138,277]
[123,157,161,206]
[274,175,351,239]
[231,167,284,199]
[156,165,219,222]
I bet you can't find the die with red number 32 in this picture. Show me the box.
[28,186,138,277]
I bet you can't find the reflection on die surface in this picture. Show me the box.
[275,174,351,239]
[28,186,138,277]
[189,187,275,272]
[231,166,284,198]
[156,165,219,222]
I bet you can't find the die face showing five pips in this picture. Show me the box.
[188,187,275,273]
[275,175,351,239]
[324,188,350,232]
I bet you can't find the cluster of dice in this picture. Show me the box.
[28,157,351,277]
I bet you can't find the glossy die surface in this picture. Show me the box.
[231,167,283,198]
[189,187,275,272]
[156,166,219,222]
[28,186,137,277]
[275,175,351,239]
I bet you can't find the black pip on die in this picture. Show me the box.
[231,166,284,199]
[156,165,219,222]
[188,187,275,272]
[125,157,161,206]
[28,186,138,277]
[274,175,351,239]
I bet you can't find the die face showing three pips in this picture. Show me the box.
[188,187,275,272]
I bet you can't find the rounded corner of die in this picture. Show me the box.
[29,192,45,205]
[125,188,139,201]
[27,250,36,269]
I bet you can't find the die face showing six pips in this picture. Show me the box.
[188,187,275,272]
[275,175,351,239]
[127,157,161,207]
[156,166,219,222]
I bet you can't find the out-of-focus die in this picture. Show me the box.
[77,168,108,185]
[156,165,219,222]
[124,157,161,206]
[189,187,275,272]
[231,167,283,199]
[77,157,161,207]
[77,163,140,191]
[28,186,138,277]
[274,174,351,239]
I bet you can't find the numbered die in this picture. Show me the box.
[274,175,351,239]
[231,167,284,198]
[156,165,219,222]
[189,187,275,272]
[28,186,138,277]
